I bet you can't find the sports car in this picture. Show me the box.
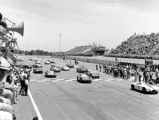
[52,67,61,72]
[48,59,55,63]
[77,73,92,83]
[29,58,33,61]
[76,66,88,73]
[89,72,100,79]
[66,63,74,68]
[131,82,159,94]
[61,66,70,71]
[35,60,41,64]
[33,65,43,74]
[45,70,56,78]
[33,68,43,74]
[45,61,50,64]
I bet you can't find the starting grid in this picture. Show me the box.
[30,77,135,83]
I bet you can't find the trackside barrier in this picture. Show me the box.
[53,56,159,65]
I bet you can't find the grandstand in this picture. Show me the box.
[66,45,107,56]
[110,33,159,56]
[66,45,92,55]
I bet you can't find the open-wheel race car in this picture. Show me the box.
[76,66,89,73]
[45,70,56,78]
[77,73,92,83]
[131,82,159,94]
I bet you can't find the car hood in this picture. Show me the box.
[138,82,159,91]
[46,71,55,75]
[63,67,69,69]
[81,74,89,79]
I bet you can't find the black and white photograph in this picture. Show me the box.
[0,0,159,120]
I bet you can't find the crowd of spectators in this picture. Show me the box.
[96,63,159,84]
[0,57,31,120]
[110,33,159,55]
[0,12,38,120]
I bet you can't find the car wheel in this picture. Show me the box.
[142,87,147,93]
[131,84,135,90]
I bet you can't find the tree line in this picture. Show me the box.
[14,49,65,56]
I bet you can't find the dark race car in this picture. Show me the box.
[48,59,55,63]
[33,65,43,74]
[22,64,32,72]
[45,70,56,78]
[77,73,92,83]
[66,63,74,68]
[76,66,88,73]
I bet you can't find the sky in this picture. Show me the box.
[0,0,159,52]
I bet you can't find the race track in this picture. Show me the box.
[16,56,159,120]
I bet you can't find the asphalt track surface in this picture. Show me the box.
[15,56,159,120]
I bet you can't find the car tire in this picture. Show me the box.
[142,87,147,93]
[131,84,135,90]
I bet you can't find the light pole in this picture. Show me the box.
[59,33,61,61]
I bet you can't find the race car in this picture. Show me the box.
[35,60,41,64]
[33,65,43,73]
[77,73,92,83]
[131,82,159,94]
[45,61,50,64]
[45,70,56,78]
[48,59,55,63]
[89,72,100,79]
[51,66,61,72]
[29,58,33,61]
[76,66,89,73]
[61,66,70,71]
[22,64,32,72]
[66,63,74,68]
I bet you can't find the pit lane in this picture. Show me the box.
[19,56,159,120]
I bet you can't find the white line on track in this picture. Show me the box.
[28,89,43,120]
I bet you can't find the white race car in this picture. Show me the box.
[35,60,41,64]
[45,70,56,78]
[45,61,50,64]
[61,66,70,71]
[131,82,159,94]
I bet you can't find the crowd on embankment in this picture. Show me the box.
[110,33,159,55]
